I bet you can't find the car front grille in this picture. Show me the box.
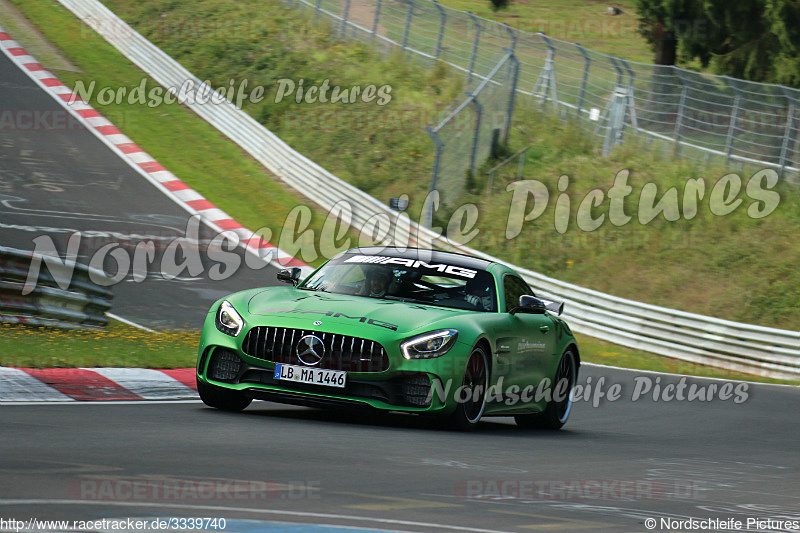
[242,326,389,372]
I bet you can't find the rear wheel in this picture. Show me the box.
[197,379,252,412]
[515,349,577,430]
[449,345,489,431]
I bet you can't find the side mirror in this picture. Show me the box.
[538,296,565,316]
[277,267,302,287]
[510,295,547,315]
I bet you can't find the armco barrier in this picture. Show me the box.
[53,0,800,378]
[0,246,112,329]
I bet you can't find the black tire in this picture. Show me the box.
[515,349,578,430]
[197,378,252,412]
[449,345,489,431]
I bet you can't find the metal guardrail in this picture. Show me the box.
[54,0,800,379]
[0,246,113,329]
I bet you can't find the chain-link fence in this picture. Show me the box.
[423,51,519,222]
[290,0,800,201]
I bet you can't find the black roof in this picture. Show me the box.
[341,247,493,271]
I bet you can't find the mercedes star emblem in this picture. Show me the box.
[296,335,325,366]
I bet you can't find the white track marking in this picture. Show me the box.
[105,312,157,333]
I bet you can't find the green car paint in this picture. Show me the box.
[196,248,580,430]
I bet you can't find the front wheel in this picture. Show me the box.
[449,345,489,431]
[197,379,252,412]
[515,349,578,430]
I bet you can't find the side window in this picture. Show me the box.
[503,275,532,312]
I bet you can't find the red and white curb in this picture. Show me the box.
[0,26,307,270]
[0,367,198,403]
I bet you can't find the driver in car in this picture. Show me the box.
[359,268,392,298]
[464,282,494,311]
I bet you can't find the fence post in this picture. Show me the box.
[779,86,797,175]
[503,22,517,54]
[609,55,624,88]
[424,126,443,228]
[504,50,520,144]
[533,34,558,110]
[485,146,531,197]
[341,0,351,36]
[724,77,742,165]
[314,0,322,21]
[402,1,414,51]
[673,68,688,157]
[599,56,629,156]
[467,12,481,84]
[575,43,590,118]
[600,57,628,157]
[602,88,627,157]
[619,58,638,132]
[487,168,496,196]
[517,146,527,179]
[371,0,382,41]
[469,95,482,177]
[433,0,446,59]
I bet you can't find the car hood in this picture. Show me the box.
[245,287,467,336]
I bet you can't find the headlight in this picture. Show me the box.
[401,329,458,359]
[216,300,244,337]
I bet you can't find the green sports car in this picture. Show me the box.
[196,247,580,430]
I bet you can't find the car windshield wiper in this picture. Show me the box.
[379,295,432,305]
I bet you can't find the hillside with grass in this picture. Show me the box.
[62,0,794,331]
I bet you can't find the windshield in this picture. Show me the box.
[299,254,497,312]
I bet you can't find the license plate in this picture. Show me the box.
[273,364,346,388]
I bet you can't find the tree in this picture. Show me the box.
[636,0,800,86]
[747,0,800,85]
[686,0,773,80]
[634,0,707,65]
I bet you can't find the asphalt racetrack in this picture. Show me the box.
[2,366,799,532]
[0,51,281,329]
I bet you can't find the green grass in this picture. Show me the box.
[1,321,795,386]
[0,322,199,368]
[437,0,653,63]
[4,0,797,384]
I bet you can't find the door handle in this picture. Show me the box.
[539,325,549,333]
